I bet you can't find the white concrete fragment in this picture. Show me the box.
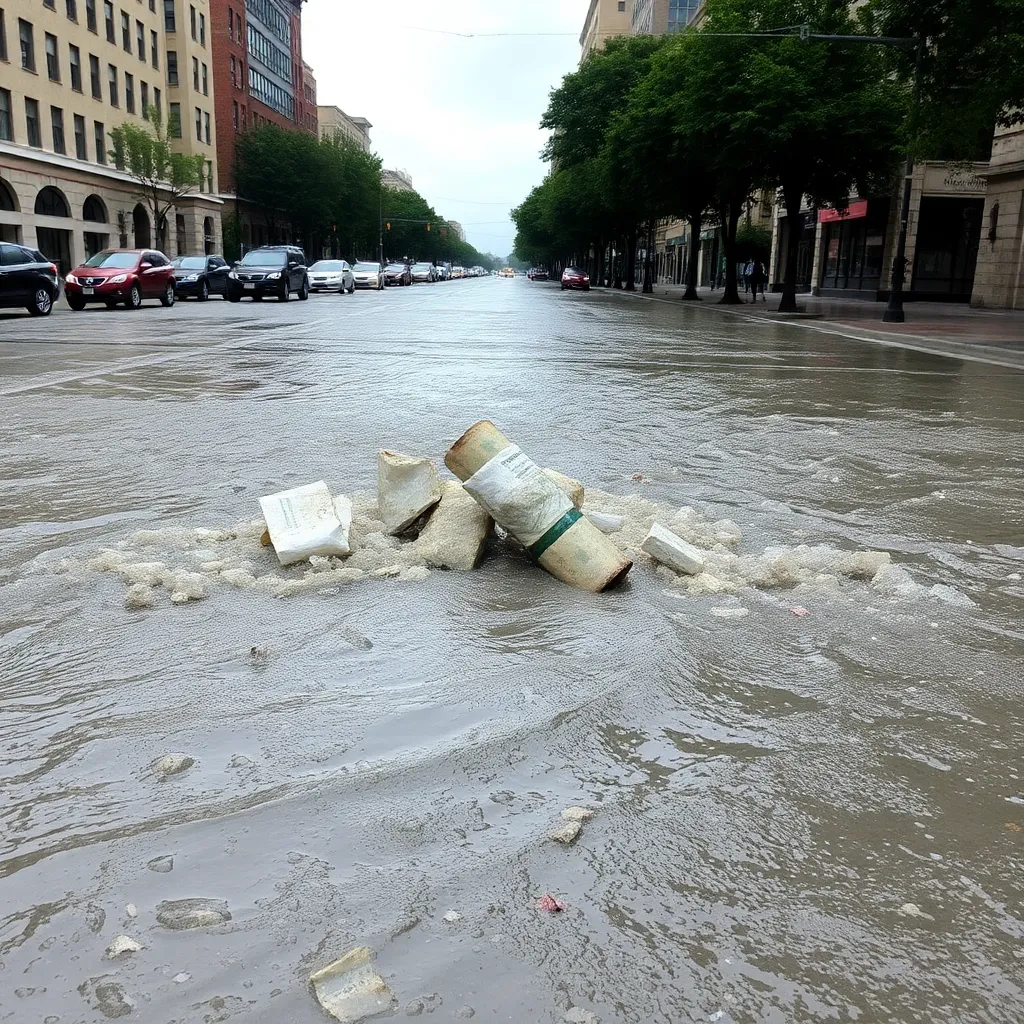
[642,523,706,575]
[309,947,397,1023]
[107,935,141,958]
[125,903,138,918]
[585,511,624,534]
[260,481,352,566]
[152,754,194,778]
[548,821,583,845]
[125,583,156,610]
[564,1009,600,1024]
[542,468,585,509]
[561,806,595,822]
[156,898,231,930]
[412,481,492,570]
[173,972,191,984]
[443,910,462,923]
[377,451,442,535]
[711,607,749,619]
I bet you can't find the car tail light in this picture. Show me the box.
[49,264,58,275]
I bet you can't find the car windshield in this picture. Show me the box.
[412,264,431,271]
[310,261,345,272]
[354,263,379,271]
[173,257,207,270]
[83,251,138,269]
[386,264,405,272]
[239,251,287,267]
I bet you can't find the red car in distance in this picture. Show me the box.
[561,266,591,292]
[65,249,177,311]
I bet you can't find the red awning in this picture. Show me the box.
[819,200,868,223]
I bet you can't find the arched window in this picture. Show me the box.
[83,195,108,223]
[34,187,70,218]
[0,179,17,213]
[133,204,151,248]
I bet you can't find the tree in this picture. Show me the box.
[109,106,207,250]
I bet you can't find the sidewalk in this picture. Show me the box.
[614,283,1024,368]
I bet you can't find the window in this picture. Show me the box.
[74,112,86,158]
[168,100,181,136]
[89,53,100,96]
[618,0,625,8]
[167,48,177,84]
[229,54,235,87]
[51,105,65,154]
[0,90,12,142]
[69,43,81,90]
[140,80,147,117]
[248,23,292,85]
[153,85,160,116]
[149,0,155,10]
[136,20,144,60]
[121,11,130,52]
[232,99,238,131]
[194,104,200,141]
[0,10,6,62]
[228,7,233,40]
[199,12,204,45]
[203,110,209,144]
[66,0,78,21]
[25,97,40,147]
[108,62,118,105]
[103,1,113,43]
[19,19,35,72]
[201,62,207,96]
[163,0,174,33]
[150,29,157,67]
[45,33,59,81]
[44,0,55,8]
[248,66,293,119]
[191,54,197,89]
[94,119,105,162]
[85,0,96,33]
[189,4,195,39]
[124,71,134,113]
[240,103,245,128]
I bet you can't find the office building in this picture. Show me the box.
[318,105,371,152]
[580,0,630,58]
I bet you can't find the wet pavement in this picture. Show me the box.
[1,279,1023,1023]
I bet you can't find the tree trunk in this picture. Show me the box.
[779,181,805,313]
[642,220,654,294]
[682,211,702,300]
[613,237,623,289]
[596,240,606,287]
[624,227,637,291]
[718,201,743,305]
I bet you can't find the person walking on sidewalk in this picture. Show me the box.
[743,260,753,294]
[749,261,767,302]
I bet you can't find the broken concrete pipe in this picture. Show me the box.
[377,450,442,535]
[445,420,632,593]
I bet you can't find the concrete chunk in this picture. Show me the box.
[542,468,585,509]
[378,451,442,535]
[412,481,492,570]
[309,946,397,1023]
[641,523,705,576]
[548,821,583,845]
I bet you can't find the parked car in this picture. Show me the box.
[226,246,309,302]
[309,259,355,294]
[384,262,412,287]
[410,262,436,283]
[65,249,176,310]
[561,267,591,291]
[352,261,385,290]
[451,266,465,279]
[172,254,231,300]
[0,242,60,316]
[528,267,549,281]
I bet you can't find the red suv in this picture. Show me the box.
[65,249,177,310]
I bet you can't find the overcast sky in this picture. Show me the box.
[303,0,588,259]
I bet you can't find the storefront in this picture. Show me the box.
[911,196,984,300]
[818,198,890,297]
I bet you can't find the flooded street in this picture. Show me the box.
[2,278,1023,1023]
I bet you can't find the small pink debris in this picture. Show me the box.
[537,894,567,913]
[631,473,647,483]
[791,606,810,617]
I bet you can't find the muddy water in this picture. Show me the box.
[1,282,1023,1023]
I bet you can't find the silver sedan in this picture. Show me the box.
[352,261,385,290]
[308,260,355,294]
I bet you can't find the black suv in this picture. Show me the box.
[226,245,310,302]
[0,242,60,316]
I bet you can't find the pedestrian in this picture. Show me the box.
[749,260,767,302]
[743,260,753,294]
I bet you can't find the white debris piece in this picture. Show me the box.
[260,481,352,566]
[542,468,585,509]
[443,910,462,923]
[585,511,624,534]
[564,1010,601,1024]
[641,523,706,576]
[929,583,977,609]
[711,607,749,619]
[152,754,194,778]
[561,807,596,822]
[309,947,397,1023]
[124,583,156,610]
[548,821,583,845]
[107,935,141,958]
[412,481,492,570]
[377,451,442,535]
[125,904,138,918]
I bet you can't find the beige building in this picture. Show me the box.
[580,0,630,57]
[447,219,465,242]
[382,167,414,192]
[317,104,372,152]
[0,0,222,274]
[972,124,1024,309]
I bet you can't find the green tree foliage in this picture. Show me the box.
[382,187,497,269]
[109,106,207,250]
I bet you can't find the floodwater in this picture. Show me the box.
[1,280,1023,1024]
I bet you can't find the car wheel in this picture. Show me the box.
[227,293,241,303]
[561,284,567,290]
[161,282,176,307]
[253,294,263,302]
[105,299,119,309]
[28,287,54,317]
[126,284,143,310]
[299,277,309,301]
[67,295,86,311]
[198,280,209,301]
[278,281,290,302]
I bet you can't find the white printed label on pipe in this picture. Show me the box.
[463,445,573,546]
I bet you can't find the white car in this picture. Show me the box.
[352,261,384,290]
[308,260,355,293]
[410,262,436,283]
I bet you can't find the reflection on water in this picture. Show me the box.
[1,283,1023,1022]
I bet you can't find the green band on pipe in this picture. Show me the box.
[528,508,583,561]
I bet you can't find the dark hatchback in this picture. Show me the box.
[0,242,60,316]
[226,246,310,302]
[172,254,231,300]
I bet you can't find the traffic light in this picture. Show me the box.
[386,221,391,231]
[426,222,431,232]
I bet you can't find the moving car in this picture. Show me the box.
[500,267,515,278]
[0,242,60,316]
[226,246,310,302]
[352,261,384,290]
[528,267,549,281]
[172,254,231,300]
[384,262,412,287]
[561,267,591,291]
[309,259,355,294]
[65,249,176,310]
[410,262,436,283]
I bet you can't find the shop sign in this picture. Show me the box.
[819,200,868,223]
[923,164,988,195]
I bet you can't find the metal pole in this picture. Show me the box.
[883,35,923,323]
[642,220,654,293]
[378,186,384,267]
